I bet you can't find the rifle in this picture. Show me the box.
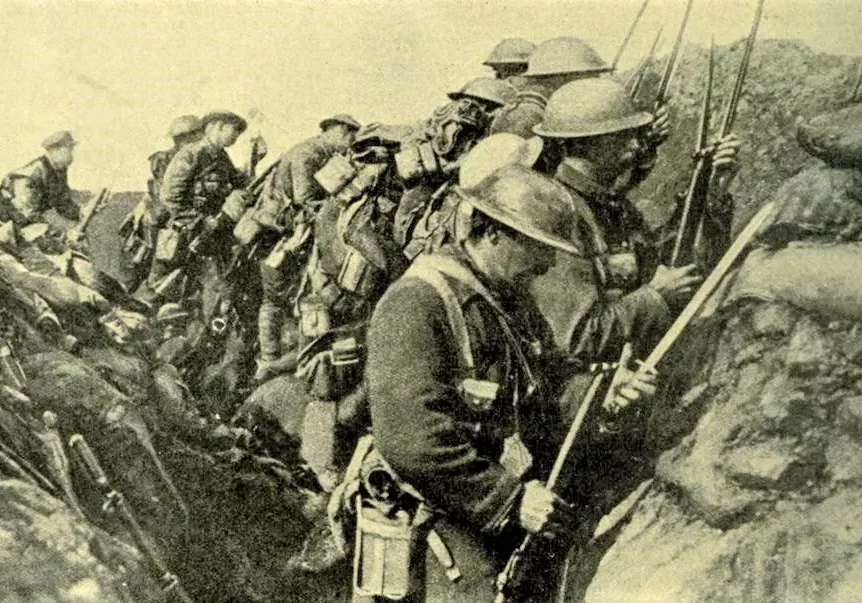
[77,188,111,234]
[69,434,194,603]
[653,0,695,111]
[627,27,663,102]
[499,200,777,602]
[611,0,651,71]
[668,0,765,267]
[494,359,618,603]
[851,59,862,104]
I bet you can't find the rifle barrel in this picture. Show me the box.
[612,0,652,70]
[669,41,716,267]
[851,59,862,103]
[719,0,766,136]
[627,27,663,100]
[653,0,696,110]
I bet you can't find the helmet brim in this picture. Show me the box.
[458,191,581,256]
[533,111,653,139]
[447,91,505,107]
[523,66,614,78]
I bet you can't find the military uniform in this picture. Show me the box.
[0,156,79,226]
[489,83,552,140]
[147,136,247,302]
[365,246,570,601]
[254,134,341,364]
[293,151,406,488]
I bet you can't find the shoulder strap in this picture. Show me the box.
[404,257,474,371]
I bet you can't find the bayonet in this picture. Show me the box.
[653,0,695,111]
[669,0,765,266]
[627,27,663,101]
[612,0,652,70]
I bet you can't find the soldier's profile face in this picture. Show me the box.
[217,123,241,148]
[50,145,74,168]
[493,226,557,286]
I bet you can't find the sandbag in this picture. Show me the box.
[724,244,862,320]
[756,165,862,246]
[797,103,862,169]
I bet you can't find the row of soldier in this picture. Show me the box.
[0,34,744,601]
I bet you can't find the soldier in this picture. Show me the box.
[354,165,656,601]
[0,131,84,244]
[532,78,740,365]
[393,77,515,249]
[251,114,360,381]
[490,37,612,141]
[119,115,203,293]
[402,132,544,259]
[483,37,536,89]
[291,124,407,491]
[146,111,248,305]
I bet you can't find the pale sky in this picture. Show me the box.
[1,0,860,191]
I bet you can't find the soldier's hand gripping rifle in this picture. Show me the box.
[496,200,776,602]
[669,0,765,268]
[69,434,193,603]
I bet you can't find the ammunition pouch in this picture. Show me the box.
[233,209,263,246]
[220,189,249,223]
[298,296,332,339]
[395,142,442,184]
[154,226,186,262]
[353,501,433,600]
[315,154,358,195]
[297,334,364,401]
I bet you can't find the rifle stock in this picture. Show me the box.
[494,366,611,602]
[669,40,715,267]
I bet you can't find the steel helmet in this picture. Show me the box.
[523,37,612,78]
[168,115,202,138]
[459,133,544,189]
[448,77,517,108]
[534,78,653,138]
[484,38,536,66]
[459,164,580,255]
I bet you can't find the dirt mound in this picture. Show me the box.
[634,39,861,231]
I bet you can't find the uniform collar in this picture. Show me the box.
[554,158,610,201]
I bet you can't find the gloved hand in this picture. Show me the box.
[649,104,672,147]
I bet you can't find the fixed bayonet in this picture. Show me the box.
[628,27,663,101]
[670,0,765,266]
[653,0,696,111]
[612,0,652,70]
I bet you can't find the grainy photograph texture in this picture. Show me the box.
[0,0,860,601]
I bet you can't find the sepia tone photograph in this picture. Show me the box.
[0,0,860,600]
